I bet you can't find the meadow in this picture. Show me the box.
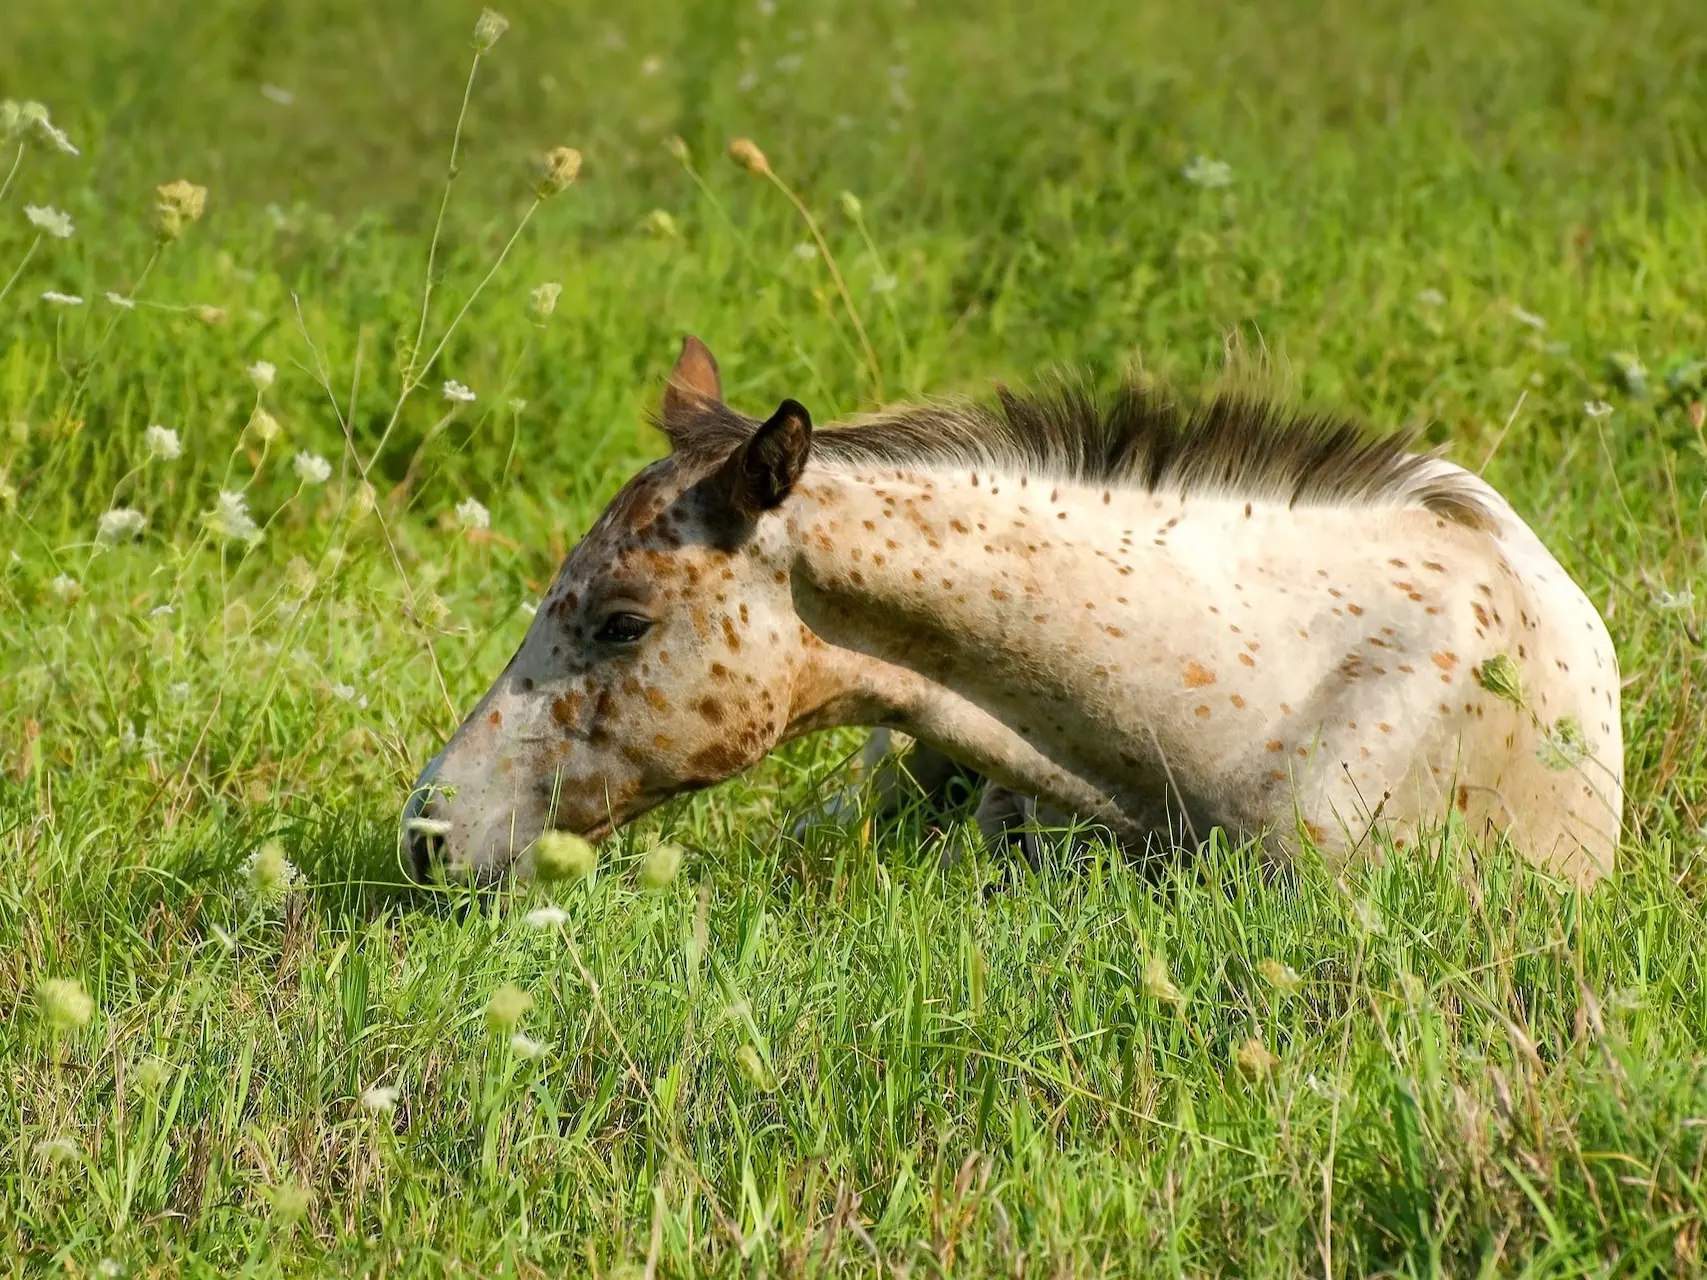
[3,0,1707,1272]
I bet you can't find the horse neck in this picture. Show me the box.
[777,461,1290,821]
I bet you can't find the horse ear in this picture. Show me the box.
[661,335,723,427]
[715,398,812,516]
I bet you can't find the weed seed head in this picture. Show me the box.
[727,137,770,176]
[532,831,597,882]
[454,496,490,530]
[293,452,331,485]
[1257,957,1304,995]
[155,180,208,241]
[528,281,561,323]
[242,839,303,908]
[144,424,181,460]
[638,841,684,889]
[485,982,534,1032]
[1236,1037,1280,1080]
[473,8,510,52]
[537,146,582,198]
[1476,654,1526,707]
[25,205,75,238]
[36,977,94,1034]
[97,507,146,544]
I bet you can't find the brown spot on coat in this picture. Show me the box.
[1182,661,1217,688]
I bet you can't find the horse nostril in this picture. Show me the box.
[403,813,451,882]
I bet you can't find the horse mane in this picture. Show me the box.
[655,376,1496,529]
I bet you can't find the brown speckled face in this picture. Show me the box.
[402,360,817,882]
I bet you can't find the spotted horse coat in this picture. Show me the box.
[403,336,1624,888]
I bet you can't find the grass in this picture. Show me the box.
[2,0,1706,1271]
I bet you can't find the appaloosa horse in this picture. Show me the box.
[403,337,1624,886]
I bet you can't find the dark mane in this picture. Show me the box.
[657,377,1496,529]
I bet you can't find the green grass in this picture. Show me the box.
[3,0,1707,1272]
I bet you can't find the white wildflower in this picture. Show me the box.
[105,292,136,309]
[507,397,528,413]
[1509,304,1547,330]
[870,272,898,294]
[246,360,276,390]
[292,451,331,484]
[24,204,74,238]
[96,1259,123,1278]
[144,424,181,460]
[360,1083,400,1114]
[260,84,295,105]
[1182,155,1233,189]
[1415,288,1445,307]
[524,904,569,928]
[97,507,146,543]
[790,242,818,261]
[1583,400,1614,418]
[442,380,477,403]
[49,573,82,601]
[41,291,83,306]
[455,497,490,531]
[509,1033,549,1060]
[35,113,79,156]
[204,489,262,545]
[1657,588,1696,612]
[640,54,664,77]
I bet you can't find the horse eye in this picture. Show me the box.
[594,612,653,644]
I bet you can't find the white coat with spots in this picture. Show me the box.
[404,338,1623,888]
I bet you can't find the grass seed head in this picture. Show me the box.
[485,982,534,1031]
[664,135,690,163]
[727,137,770,176]
[36,977,94,1034]
[155,180,208,241]
[537,146,582,198]
[532,831,596,882]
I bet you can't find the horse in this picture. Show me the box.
[402,336,1623,886]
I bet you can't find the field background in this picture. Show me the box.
[3,0,1707,1273]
